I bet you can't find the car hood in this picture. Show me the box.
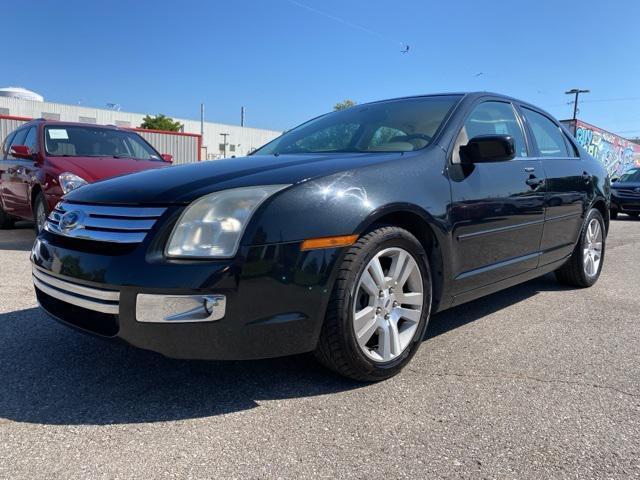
[64,152,407,205]
[48,156,168,182]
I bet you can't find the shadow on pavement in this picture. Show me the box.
[0,273,569,426]
[426,272,571,339]
[0,222,35,252]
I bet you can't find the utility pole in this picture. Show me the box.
[240,106,245,127]
[220,133,229,158]
[565,88,590,120]
[200,103,205,138]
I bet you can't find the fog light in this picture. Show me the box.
[136,294,226,323]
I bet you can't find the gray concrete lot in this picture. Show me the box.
[0,220,639,479]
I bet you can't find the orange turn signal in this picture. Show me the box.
[300,234,358,251]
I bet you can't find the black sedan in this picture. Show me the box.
[31,92,609,381]
[610,167,640,219]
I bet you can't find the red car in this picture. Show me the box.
[0,120,172,232]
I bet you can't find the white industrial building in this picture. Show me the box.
[0,87,281,159]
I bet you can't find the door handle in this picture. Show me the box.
[526,177,544,188]
[524,167,535,173]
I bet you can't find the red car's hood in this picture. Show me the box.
[48,156,168,182]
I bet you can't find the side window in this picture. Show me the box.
[522,108,569,158]
[562,131,579,157]
[7,129,28,159]
[2,131,16,157]
[453,101,528,163]
[23,127,38,154]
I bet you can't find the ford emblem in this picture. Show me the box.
[59,210,84,231]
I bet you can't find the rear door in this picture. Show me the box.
[0,130,17,212]
[12,126,40,218]
[519,107,590,266]
[448,99,546,294]
[0,128,29,214]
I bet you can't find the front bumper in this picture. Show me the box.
[611,191,640,213]
[31,232,342,360]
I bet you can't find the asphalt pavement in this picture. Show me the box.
[1,219,639,479]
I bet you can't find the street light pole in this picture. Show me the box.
[565,88,590,120]
[220,133,229,158]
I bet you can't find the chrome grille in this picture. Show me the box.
[45,202,166,243]
[615,188,640,197]
[32,266,119,314]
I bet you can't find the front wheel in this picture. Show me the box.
[314,226,432,381]
[32,192,49,234]
[555,208,605,287]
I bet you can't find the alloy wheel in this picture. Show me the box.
[352,247,424,363]
[583,218,603,277]
[36,201,47,233]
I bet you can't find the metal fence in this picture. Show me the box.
[0,115,201,164]
[134,128,201,164]
[0,115,29,144]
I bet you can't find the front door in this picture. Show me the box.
[448,100,546,294]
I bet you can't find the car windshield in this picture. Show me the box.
[618,168,640,183]
[253,95,461,155]
[44,126,162,160]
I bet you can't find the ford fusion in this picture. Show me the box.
[31,93,609,381]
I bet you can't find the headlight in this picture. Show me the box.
[166,185,289,258]
[59,172,88,194]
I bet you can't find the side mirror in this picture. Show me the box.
[460,135,515,163]
[10,145,33,160]
[161,153,173,163]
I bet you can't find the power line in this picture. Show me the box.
[286,0,403,48]
[545,96,640,108]
[565,88,589,120]
[581,96,640,104]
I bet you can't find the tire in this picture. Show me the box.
[555,208,605,288]
[32,192,48,234]
[314,226,432,381]
[628,212,639,218]
[0,204,14,229]
[609,209,618,220]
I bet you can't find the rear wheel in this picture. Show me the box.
[0,205,14,229]
[555,208,605,288]
[32,192,48,234]
[314,226,432,381]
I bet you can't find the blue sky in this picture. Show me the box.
[7,0,640,135]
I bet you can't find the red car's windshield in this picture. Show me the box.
[44,126,162,161]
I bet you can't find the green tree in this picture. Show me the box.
[139,114,183,132]
[334,99,357,111]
